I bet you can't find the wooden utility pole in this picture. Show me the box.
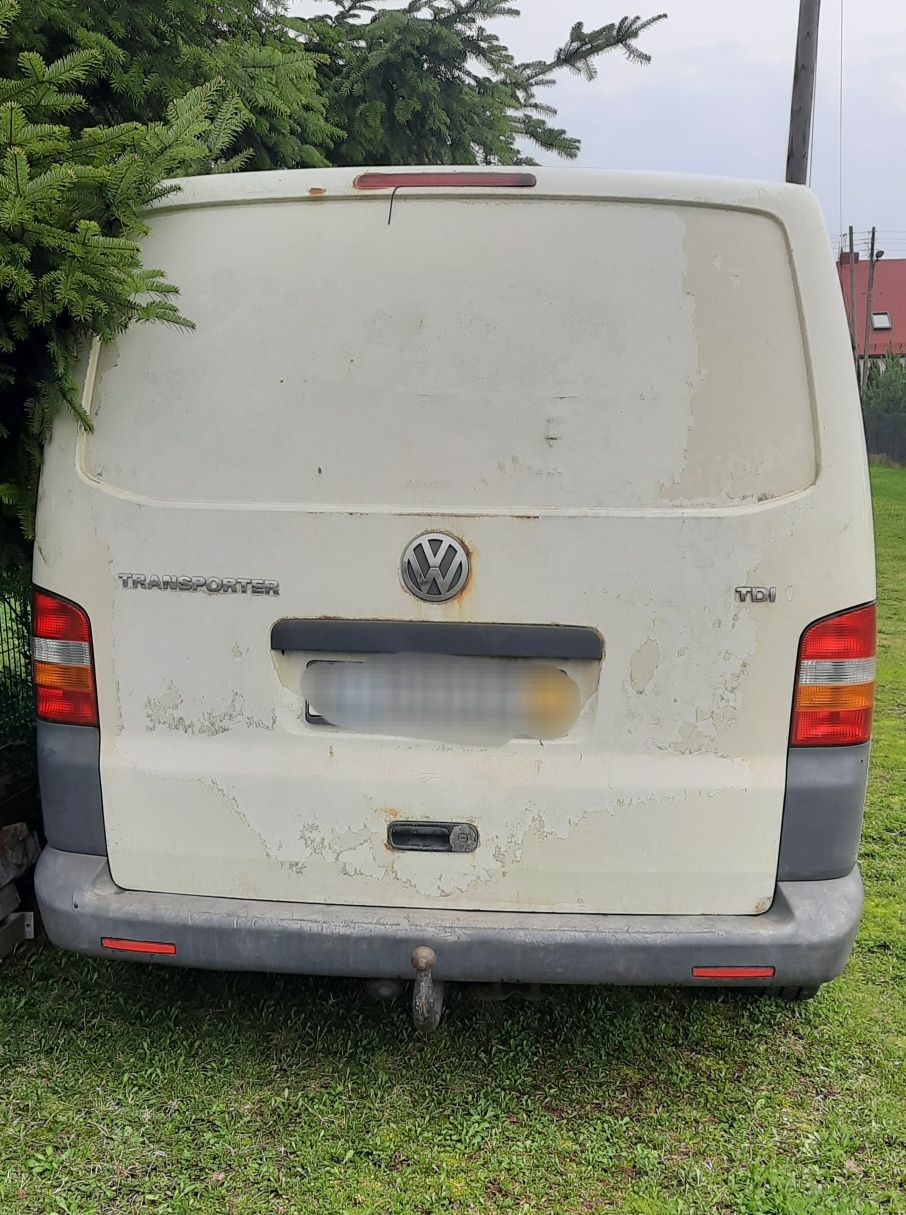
[786,0,822,184]
[859,228,882,402]
[847,226,858,376]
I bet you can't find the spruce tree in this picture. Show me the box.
[296,1,666,165]
[2,1,339,170]
[0,0,245,568]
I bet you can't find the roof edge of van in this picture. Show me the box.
[147,167,819,216]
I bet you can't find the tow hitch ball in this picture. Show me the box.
[411,946,445,1033]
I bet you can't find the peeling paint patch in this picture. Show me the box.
[660,207,816,506]
[630,639,660,694]
[668,721,713,755]
[145,685,274,734]
[209,779,273,860]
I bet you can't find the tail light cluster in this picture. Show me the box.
[32,589,98,727]
[791,603,876,747]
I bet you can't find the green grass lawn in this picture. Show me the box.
[1,470,904,1215]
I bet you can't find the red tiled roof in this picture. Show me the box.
[837,255,906,357]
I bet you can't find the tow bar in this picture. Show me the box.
[411,946,445,1033]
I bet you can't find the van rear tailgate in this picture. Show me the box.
[35,170,873,915]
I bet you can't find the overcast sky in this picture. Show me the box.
[293,2,905,257]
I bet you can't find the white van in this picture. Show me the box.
[34,168,875,1026]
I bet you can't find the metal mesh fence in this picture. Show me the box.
[0,577,33,755]
[864,412,906,465]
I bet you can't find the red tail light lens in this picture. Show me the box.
[32,588,98,727]
[791,603,875,747]
[33,591,91,643]
[354,171,537,190]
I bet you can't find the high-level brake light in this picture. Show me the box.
[354,171,537,190]
[32,589,98,727]
[791,603,876,747]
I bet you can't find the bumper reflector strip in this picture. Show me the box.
[101,937,177,956]
[692,966,775,979]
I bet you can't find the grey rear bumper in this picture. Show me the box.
[36,847,863,987]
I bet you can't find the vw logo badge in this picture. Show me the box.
[401,533,470,603]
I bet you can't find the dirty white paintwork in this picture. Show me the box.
[33,168,875,915]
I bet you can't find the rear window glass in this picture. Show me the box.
[83,197,816,510]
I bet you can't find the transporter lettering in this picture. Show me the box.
[117,574,280,595]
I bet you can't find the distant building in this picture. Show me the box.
[837,252,906,369]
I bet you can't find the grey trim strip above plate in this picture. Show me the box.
[271,620,603,661]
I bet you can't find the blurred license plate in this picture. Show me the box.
[304,655,580,742]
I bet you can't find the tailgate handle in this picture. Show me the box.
[387,822,479,854]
